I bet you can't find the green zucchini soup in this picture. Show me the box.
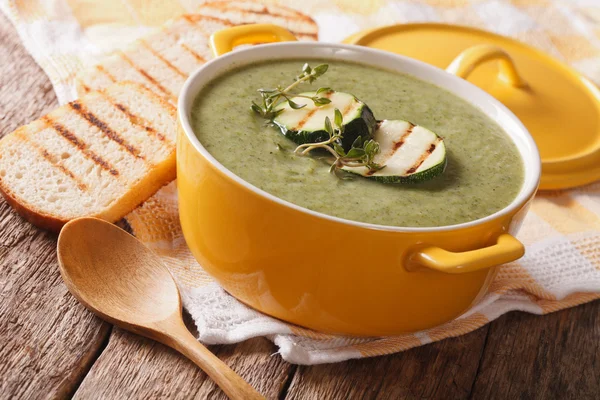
[191,59,524,227]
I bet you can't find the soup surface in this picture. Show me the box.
[192,59,524,227]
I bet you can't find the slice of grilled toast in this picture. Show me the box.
[76,5,318,99]
[196,0,318,41]
[76,15,233,100]
[0,82,177,231]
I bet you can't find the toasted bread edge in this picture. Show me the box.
[0,82,178,232]
[0,150,176,232]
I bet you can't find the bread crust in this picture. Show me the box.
[0,158,176,233]
[0,82,178,232]
[0,183,68,232]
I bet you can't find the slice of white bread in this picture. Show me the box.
[76,15,233,100]
[196,0,318,41]
[76,5,318,99]
[0,82,177,232]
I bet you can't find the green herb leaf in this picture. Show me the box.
[302,63,312,74]
[334,108,343,127]
[364,139,379,156]
[316,87,332,94]
[313,97,332,106]
[333,143,346,157]
[346,148,366,159]
[324,116,333,135]
[313,64,329,77]
[287,99,306,110]
[251,102,264,116]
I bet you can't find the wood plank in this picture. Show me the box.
[74,328,294,399]
[470,300,600,400]
[285,327,489,400]
[0,15,111,398]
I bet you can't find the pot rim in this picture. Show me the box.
[178,41,541,233]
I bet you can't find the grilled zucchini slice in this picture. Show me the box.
[343,119,447,183]
[273,91,376,150]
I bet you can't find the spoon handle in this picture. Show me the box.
[169,326,265,400]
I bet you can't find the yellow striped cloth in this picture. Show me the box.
[2,0,600,364]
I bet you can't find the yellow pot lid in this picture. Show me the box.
[344,24,600,190]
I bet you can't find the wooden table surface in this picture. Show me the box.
[1,15,599,400]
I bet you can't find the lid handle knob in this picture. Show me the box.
[446,44,527,88]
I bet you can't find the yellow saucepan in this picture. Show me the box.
[176,24,541,336]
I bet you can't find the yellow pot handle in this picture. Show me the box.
[408,234,524,274]
[446,44,527,88]
[210,23,297,57]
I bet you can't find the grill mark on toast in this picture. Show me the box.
[96,65,116,82]
[117,51,175,100]
[211,16,308,38]
[405,138,441,174]
[181,14,198,25]
[14,131,88,191]
[140,39,186,77]
[212,4,315,29]
[180,43,206,63]
[182,14,234,29]
[69,101,145,160]
[199,1,317,30]
[225,6,297,19]
[295,91,333,130]
[79,82,92,94]
[42,116,119,176]
[181,14,233,39]
[102,93,169,143]
[392,123,415,152]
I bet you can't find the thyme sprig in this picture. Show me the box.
[251,63,331,121]
[251,63,385,178]
[295,109,385,176]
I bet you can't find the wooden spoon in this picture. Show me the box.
[57,217,264,400]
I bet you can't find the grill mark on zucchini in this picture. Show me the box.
[340,100,356,119]
[392,123,415,152]
[295,91,333,130]
[406,138,440,174]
